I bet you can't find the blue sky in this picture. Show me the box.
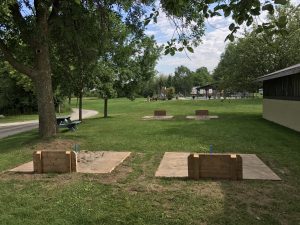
[146,0,300,75]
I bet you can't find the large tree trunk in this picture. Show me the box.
[33,3,57,138]
[79,91,83,121]
[34,72,57,138]
[34,43,57,138]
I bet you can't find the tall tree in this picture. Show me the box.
[50,1,101,121]
[0,0,289,137]
[173,66,193,96]
[213,3,300,93]
[192,67,212,86]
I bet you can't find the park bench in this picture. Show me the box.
[56,116,81,131]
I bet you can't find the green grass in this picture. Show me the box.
[0,114,38,123]
[0,98,299,225]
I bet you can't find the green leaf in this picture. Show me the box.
[237,17,244,25]
[203,5,208,14]
[74,0,80,4]
[205,0,216,3]
[229,23,235,31]
[214,4,227,11]
[223,8,231,17]
[183,39,188,46]
[277,15,287,28]
[262,4,274,14]
[144,19,150,26]
[246,17,253,26]
[187,47,194,53]
[250,8,260,16]
[274,0,288,5]
[256,26,264,33]
[210,11,221,17]
[225,34,234,42]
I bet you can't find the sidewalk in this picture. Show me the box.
[0,108,98,139]
[0,108,98,127]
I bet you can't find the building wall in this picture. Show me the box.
[263,99,300,132]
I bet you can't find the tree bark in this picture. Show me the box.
[79,91,83,121]
[104,97,108,118]
[34,72,57,138]
[33,1,57,138]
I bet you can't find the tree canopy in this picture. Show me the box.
[213,3,300,93]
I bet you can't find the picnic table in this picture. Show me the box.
[56,116,81,131]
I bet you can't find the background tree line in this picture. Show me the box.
[142,66,212,98]
[213,3,300,94]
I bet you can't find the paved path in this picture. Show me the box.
[0,108,98,139]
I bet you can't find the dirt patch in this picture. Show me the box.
[32,138,78,151]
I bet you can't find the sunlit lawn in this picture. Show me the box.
[0,98,299,225]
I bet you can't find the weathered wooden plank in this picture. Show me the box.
[187,154,243,180]
[154,110,167,116]
[33,150,77,173]
[33,151,42,173]
[195,110,209,116]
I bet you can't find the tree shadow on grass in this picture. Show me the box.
[206,178,297,224]
[155,154,293,224]
[153,112,299,138]
[0,130,39,154]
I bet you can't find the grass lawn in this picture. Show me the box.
[0,98,299,225]
[0,114,38,123]
[0,104,71,124]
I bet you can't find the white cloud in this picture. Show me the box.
[151,14,233,74]
[156,27,230,74]
[149,0,300,75]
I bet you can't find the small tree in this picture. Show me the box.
[94,63,117,118]
[166,87,175,100]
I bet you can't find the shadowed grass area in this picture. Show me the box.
[0,114,38,123]
[0,98,299,225]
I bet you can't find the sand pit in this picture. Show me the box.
[186,115,219,120]
[9,151,131,174]
[186,110,219,120]
[155,152,281,180]
[142,115,174,120]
